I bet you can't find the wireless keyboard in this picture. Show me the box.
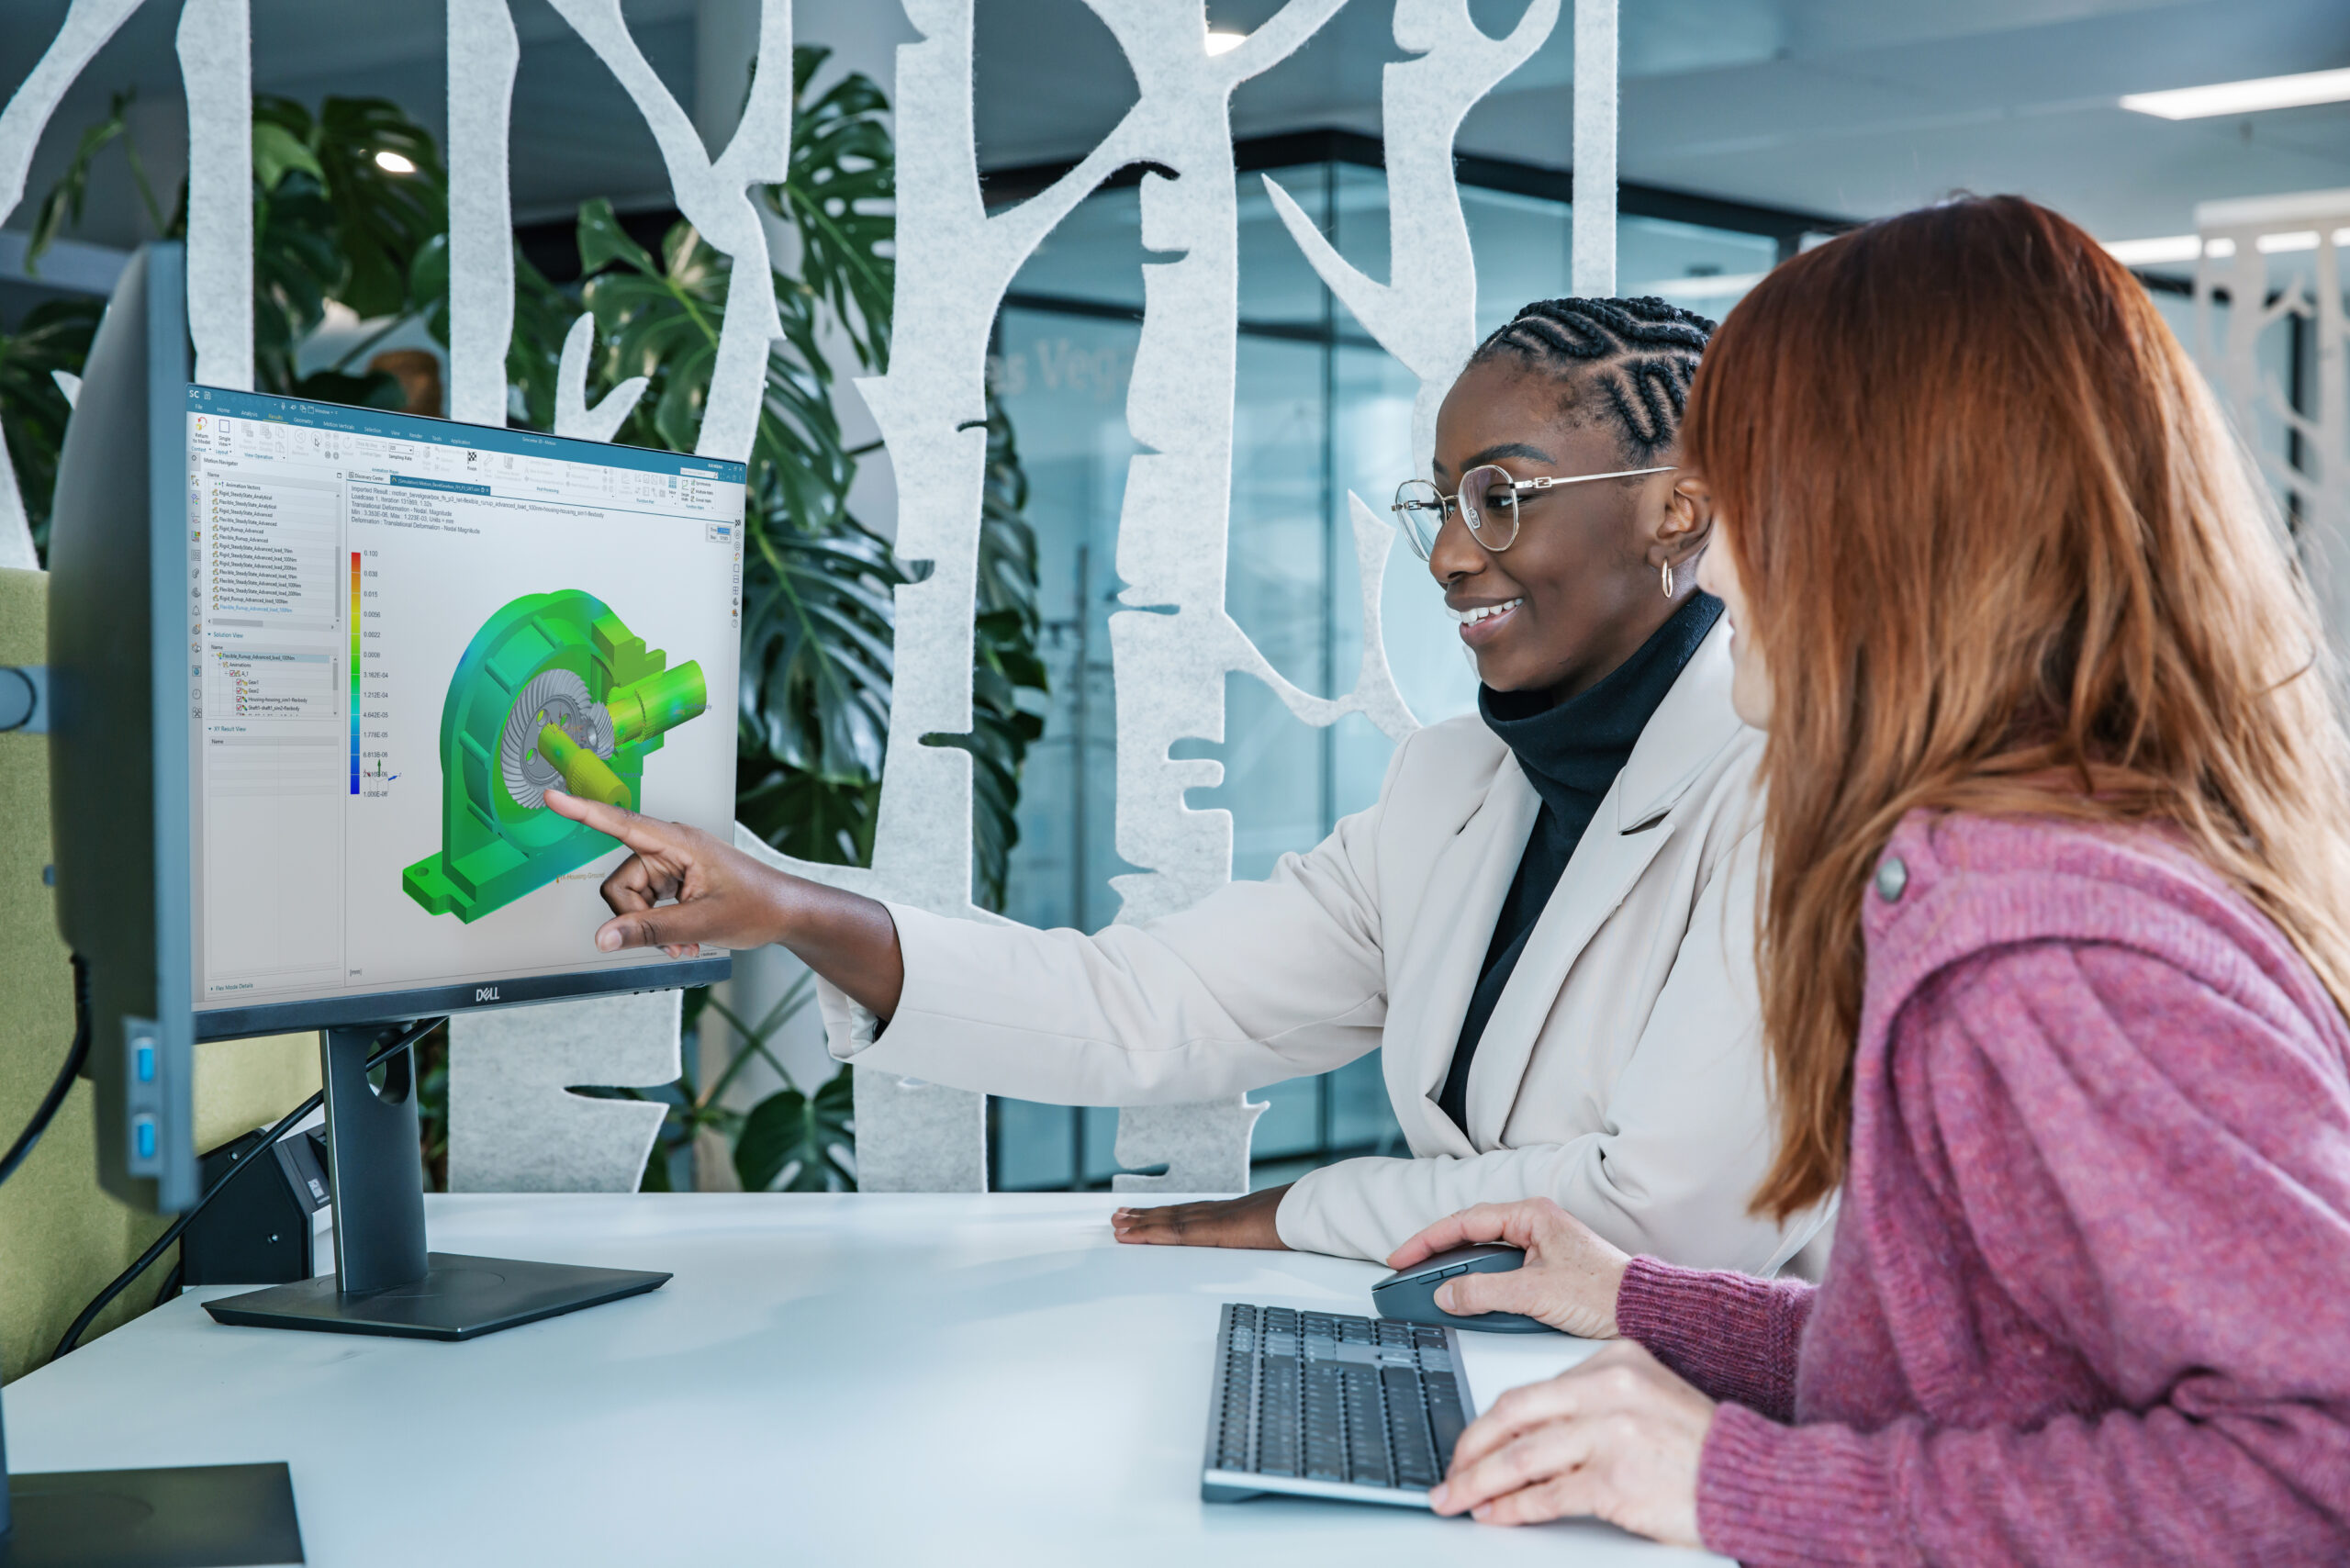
[1200,1302,1472,1508]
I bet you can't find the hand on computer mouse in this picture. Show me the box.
[1386,1198,1631,1339]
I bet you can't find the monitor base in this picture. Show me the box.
[203,1252,668,1341]
[3,1461,302,1567]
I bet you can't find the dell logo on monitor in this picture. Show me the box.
[476,986,500,1002]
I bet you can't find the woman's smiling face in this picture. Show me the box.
[1427,357,1697,704]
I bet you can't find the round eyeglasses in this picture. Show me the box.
[1390,463,1677,561]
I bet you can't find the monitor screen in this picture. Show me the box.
[183,386,744,1034]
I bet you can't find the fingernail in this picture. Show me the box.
[1428,1484,1449,1507]
[1435,1282,1456,1309]
[597,928,621,951]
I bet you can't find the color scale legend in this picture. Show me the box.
[349,551,362,795]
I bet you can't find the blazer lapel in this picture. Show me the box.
[1385,752,1540,1158]
[1463,622,1749,1148]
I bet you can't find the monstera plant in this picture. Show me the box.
[3,89,442,552]
[8,51,1048,1194]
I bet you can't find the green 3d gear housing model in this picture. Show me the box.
[401,590,707,923]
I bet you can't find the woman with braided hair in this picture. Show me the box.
[543,293,1818,1275]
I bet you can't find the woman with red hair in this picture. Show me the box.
[1402,195,2350,1562]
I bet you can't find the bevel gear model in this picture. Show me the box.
[402,590,707,923]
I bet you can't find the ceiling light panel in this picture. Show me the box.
[2121,67,2350,120]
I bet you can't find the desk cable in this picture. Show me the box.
[52,1014,443,1362]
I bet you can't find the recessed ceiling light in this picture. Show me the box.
[373,150,417,175]
[1204,29,1245,55]
[2245,230,2350,254]
[2121,66,2350,120]
[2102,235,2204,265]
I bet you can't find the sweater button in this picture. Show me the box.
[1874,856,1908,902]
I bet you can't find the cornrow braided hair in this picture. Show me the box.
[1470,296,1717,465]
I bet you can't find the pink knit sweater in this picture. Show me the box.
[1615,812,2350,1565]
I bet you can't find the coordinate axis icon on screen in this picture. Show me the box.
[401,588,707,923]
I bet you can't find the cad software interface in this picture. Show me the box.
[185,386,744,1014]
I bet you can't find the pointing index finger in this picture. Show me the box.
[545,789,673,854]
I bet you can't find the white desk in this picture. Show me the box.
[10,1194,1727,1566]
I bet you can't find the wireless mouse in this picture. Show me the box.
[1371,1243,1555,1334]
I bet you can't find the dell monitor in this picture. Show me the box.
[46,241,743,1336]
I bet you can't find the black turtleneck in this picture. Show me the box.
[1437,590,1724,1131]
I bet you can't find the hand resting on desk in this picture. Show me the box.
[1111,1184,1289,1249]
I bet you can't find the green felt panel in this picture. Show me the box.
[0,568,320,1379]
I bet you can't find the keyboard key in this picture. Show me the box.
[1257,1354,1300,1475]
[1303,1361,1347,1479]
[1424,1372,1466,1465]
[1382,1367,1439,1486]
[1343,1367,1393,1486]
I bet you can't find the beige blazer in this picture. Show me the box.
[821,620,1825,1269]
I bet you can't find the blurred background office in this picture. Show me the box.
[5,0,2343,1197]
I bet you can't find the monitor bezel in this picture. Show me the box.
[179,384,745,1044]
[193,953,732,1042]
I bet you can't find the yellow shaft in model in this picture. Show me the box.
[539,722,632,809]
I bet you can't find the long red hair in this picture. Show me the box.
[1684,196,2350,1221]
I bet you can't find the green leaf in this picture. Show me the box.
[767,47,895,371]
[577,197,659,279]
[963,393,1051,909]
[735,762,880,868]
[25,90,138,272]
[250,170,345,395]
[504,247,578,431]
[733,1067,857,1193]
[241,95,450,394]
[739,517,901,784]
[639,1137,676,1192]
[251,119,323,192]
[303,96,448,321]
[0,297,104,566]
[408,231,451,344]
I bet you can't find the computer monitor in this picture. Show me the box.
[180,386,737,1040]
[48,241,741,1337]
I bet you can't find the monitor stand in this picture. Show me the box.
[204,1024,669,1340]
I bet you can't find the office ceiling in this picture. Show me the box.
[5,0,2347,256]
[1003,0,2350,246]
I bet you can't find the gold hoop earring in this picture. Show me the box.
[1661,559,1674,599]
